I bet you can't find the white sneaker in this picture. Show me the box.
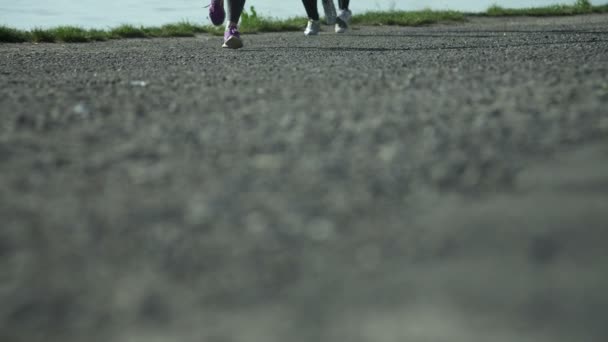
[322,0,337,25]
[304,19,321,36]
[335,9,352,33]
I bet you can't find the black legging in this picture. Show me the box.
[302,0,320,21]
[227,0,246,23]
[338,0,350,10]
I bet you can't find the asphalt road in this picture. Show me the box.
[1,14,608,342]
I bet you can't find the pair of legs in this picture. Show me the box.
[302,0,352,35]
[301,0,350,21]
[209,0,246,48]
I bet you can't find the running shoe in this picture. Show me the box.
[304,19,321,36]
[209,0,225,26]
[222,26,243,49]
[335,9,352,33]
[322,0,337,25]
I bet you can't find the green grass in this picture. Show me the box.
[110,24,148,39]
[0,21,212,43]
[352,10,465,26]
[0,25,31,42]
[30,28,56,43]
[51,27,92,42]
[485,0,608,16]
[1,2,607,43]
[202,7,306,36]
[241,6,305,33]
[111,22,209,38]
[155,22,208,36]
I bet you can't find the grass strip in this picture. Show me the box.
[484,0,606,16]
[240,6,306,33]
[352,10,465,26]
[0,25,31,43]
[1,1,607,43]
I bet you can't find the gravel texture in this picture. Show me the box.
[1,14,608,342]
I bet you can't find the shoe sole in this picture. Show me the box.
[304,31,319,36]
[222,36,243,49]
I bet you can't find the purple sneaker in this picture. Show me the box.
[222,26,243,49]
[209,0,225,26]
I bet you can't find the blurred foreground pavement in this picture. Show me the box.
[1,14,608,342]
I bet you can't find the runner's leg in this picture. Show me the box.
[338,0,349,10]
[335,0,351,33]
[223,0,246,48]
[322,0,337,25]
[226,0,246,26]
[302,0,320,20]
[302,0,321,35]
[209,0,226,26]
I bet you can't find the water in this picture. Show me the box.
[0,0,600,30]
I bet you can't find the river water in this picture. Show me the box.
[0,0,600,29]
